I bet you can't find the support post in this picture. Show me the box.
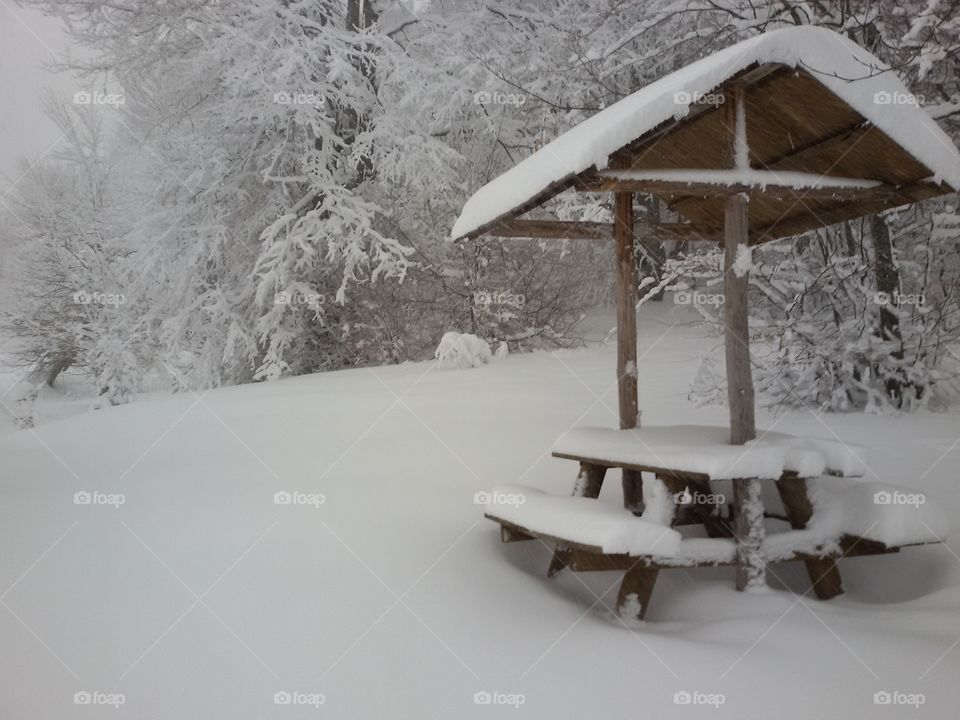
[614,191,639,430]
[614,191,643,512]
[723,84,764,591]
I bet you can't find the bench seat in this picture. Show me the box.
[484,479,946,621]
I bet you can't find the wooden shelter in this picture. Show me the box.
[455,27,959,612]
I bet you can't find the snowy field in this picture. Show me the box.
[1,304,959,718]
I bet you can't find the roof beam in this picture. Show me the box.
[486,218,720,241]
[579,176,903,203]
[486,218,611,240]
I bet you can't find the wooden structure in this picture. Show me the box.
[454,27,957,620]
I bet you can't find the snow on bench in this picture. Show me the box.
[484,485,681,556]
[552,425,869,480]
[484,477,946,566]
[764,478,949,559]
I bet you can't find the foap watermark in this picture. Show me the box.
[473,290,525,308]
[275,290,325,309]
[674,488,725,506]
[73,290,126,307]
[874,690,925,708]
[474,90,526,107]
[675,290,724,307]
[73,90,125,107]
[473,690,525,708]
[273,91,326,107]
[273,691,326,708]
[874,490,925,508]
[74,491,125,509]
[673,690,726,708]
[873,291,925,307]
[673,90,725,107]
[873,90,923,107]
[473,490,525,508]
[274,490,326,508]
[74,690,125,708]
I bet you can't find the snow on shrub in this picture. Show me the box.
[434,332,493,369]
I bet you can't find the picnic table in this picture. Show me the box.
[484,426,946,622]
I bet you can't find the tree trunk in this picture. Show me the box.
[870,213,905,405]
[637,195,665,301]
[343,0,378,180]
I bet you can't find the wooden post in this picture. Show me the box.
[614,191,639,429]
[724,84,764,591]
[614,191,643,512]
[724,194,755,444]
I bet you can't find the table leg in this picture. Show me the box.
[622,469,644,515]
[775,474,844,599]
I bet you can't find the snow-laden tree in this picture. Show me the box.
[21,0,414,385]
[0,99,146,407]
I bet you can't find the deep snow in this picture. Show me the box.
[1,304,959,718]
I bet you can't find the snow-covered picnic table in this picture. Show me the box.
[483,425,947,622]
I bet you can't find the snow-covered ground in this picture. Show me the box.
[1,304,959,718]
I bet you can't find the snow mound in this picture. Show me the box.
[434,331,493,369]
[484,484,681,556]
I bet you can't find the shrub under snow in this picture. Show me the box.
[434,332,493,369]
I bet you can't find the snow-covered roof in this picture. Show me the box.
[452,26,960,241]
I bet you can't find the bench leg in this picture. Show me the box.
[549,463,607,578]
[616,565,659,622]
[775,474,844,599]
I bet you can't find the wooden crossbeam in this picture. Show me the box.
[487,218,611,239]
[578,175,900,203]
[487,218,719,241]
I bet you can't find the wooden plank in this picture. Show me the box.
[550,451,710,482]
[775,473,844,599]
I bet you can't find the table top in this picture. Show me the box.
[551,425,868,480]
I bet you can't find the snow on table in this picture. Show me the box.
[552,425,868,480]
[485,485,681,556]
[451,25,960,240]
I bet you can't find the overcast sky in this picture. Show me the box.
[0,3,73,193]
